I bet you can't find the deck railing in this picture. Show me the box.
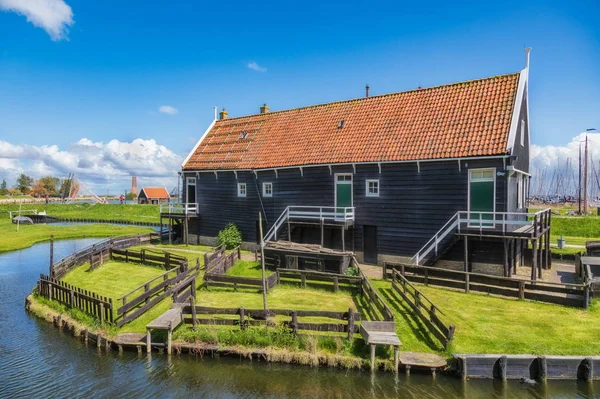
[262,206,355,246]
[159,203,197,215]
[411,208,552,265]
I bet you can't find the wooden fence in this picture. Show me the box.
[177,305,362,340]
[38,274,113,324]
[204,273,278,293]
[205,246,241,275]
[276,268,362,292]
[52,233,156,279]
[358,268,395,322]
[110,247,187,270]
[383,262,591,309]
[390,269,455,348]
[116,261,199,326]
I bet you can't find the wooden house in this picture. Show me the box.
[138,187,170,205]
[173,51,551,278]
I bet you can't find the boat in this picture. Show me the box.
[12,216,34,225]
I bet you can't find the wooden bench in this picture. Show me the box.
[360,321,402,371]
[146,307,183,354]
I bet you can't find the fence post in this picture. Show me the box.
[347,307,355,341]
[99,302,104,324]
[334,276,339,292]
[239,307,245,330]
[291,311,298,333]
[383,263,387,281]
[415,292,421,309]
[424,268,429,286]
[301,273,306,288]
[401,264,405,277]
[70,288,75,308]
[519,281,525,300]
[585,284,590,309]
[238,246,241,261]
[49,235,54,278]
[465,272,470,293]
[166,253,171,270]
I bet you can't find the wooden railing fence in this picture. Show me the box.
[384,262,591,309]
[51,233,156,279]
[37,274,113,324]
[391,269,455,348]
[358,268,395,322]
[110,247,187,270]
[276,268,361,292]
[177,305,361,340]
[116,261,199,327]
[205,246,241,275]
[204,273,278,293]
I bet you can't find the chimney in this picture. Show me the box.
[365,84,370,98]
[260,103,270,114]
[219,108,228,120]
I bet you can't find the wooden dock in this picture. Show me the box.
[146,307,183,354]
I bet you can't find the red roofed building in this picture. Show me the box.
[175,51,551,277]
[138,187,170,205]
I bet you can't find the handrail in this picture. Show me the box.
[262,206,290,246]
[392,269,445,315]
[411,212,459,265]
[160,203,198,214]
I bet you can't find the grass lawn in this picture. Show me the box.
[0,218,153,253]
[226,260,273,278]
[372,279,600,356]
[0,203,160,223]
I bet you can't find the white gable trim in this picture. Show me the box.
[506,67,528,153]
[181,115,217,168]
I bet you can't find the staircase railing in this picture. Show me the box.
[262,206,290,247]
[160,203,197,215]
[411,212,460,265]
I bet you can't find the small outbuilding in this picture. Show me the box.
[138,187,170,205]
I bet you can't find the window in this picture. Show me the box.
[237,183,246,197]
[520,119,525,147]
[366,179,379,197]
[263,182,273,197]
[470,169,494,181]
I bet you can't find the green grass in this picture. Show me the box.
[62,260,166,299]
[373,279,600,356]
[0,203,160,223]
[226,260,273,278]
[0,218,153,253]
[551,216,600,239]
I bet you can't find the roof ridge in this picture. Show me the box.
[218,71,521,122]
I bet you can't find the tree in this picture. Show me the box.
[0,179,7,196]
[16,173,34,194]
[38,176,60,196]
[125,192,137,201]
[31,180,49,197]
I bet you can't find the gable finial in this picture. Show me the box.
[524,47,531,69]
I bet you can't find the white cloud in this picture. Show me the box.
[247,61,267,73]
[0,138,183,194]
[158,105,178,115]
[0,0,74,41]
[531,132,600,196]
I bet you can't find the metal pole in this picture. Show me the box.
[259,212,268,327]
[584,136,589,214]
[49,235,54,277]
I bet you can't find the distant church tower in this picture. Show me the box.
[131,176,138,196]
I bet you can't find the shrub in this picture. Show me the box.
[217,223,243,249]
[344,266,359,276]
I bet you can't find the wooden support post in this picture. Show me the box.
[320,218,324,247]
[463,236,468,273]
[424,268,428,286]
[49,235,54,278]
[545,230,550,270]
[258,213,268,327]
[160,217,163,245]
[537,237,543,279]
[333,276,339,292]
[394,347,399,374]
[347,307,355,341]
[584,357,594,382]
[499,356,507,380]
[465,272,470,293]
[287,220,291,242]
[301,273,306,288]
[99,303,104,324]
[239,307,245,330]
[185,216,189,247]
[531,239,537,281]
[405,364,411,376]
[169,218,172,245]
[585,284,590,309]
[370,344,376,372]
[291,311,298,333]
[190,296,197,329]
[503,238,509,278]
[341,226,345,252]
[512,238,517,274]
[146,328,152,353]
[519,280,525,300]
[167,329,172,355]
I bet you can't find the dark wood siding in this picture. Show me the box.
[511,87,530,174]
[185,157,509,258]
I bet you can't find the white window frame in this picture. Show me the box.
[366,179,379,197]
[467,168,496,228]
[237,182,247,197]
[262,182,273,197]
[186,177,196,204]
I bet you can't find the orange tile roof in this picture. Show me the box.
[183,72,520,171]
[141,187,170,199]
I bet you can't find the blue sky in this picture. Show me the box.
[0,0,599,192]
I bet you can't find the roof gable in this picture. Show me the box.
[184,72,520,171]
[140,187,170,199]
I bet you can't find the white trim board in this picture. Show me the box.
[181,117,217,168]
[506,67,529,154]
[467,167,497,228]
[334,173,353,208]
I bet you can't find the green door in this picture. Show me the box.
[469,170,495,227]
[336,175,352,217]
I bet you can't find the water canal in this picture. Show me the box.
[0,238,598,398]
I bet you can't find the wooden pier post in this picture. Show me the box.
[146,328,151,353]
[531,239,537,281]
[347,307,355,341]
[394,347,399,374]
[370,344,376,371]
